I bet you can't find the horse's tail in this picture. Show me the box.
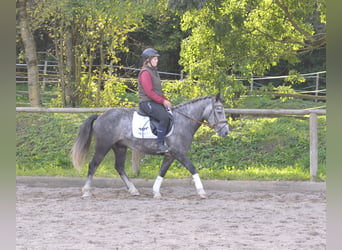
[71,114,99,171]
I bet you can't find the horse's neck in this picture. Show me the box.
[192,98,211,119]
[176,98,211,122]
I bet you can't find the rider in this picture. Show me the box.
[138,48,173,153]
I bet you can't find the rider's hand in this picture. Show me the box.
[163,99,172,109]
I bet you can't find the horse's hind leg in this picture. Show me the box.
[113,145,140,196]
[82,146,110,197]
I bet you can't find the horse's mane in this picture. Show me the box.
[174,96,213,110]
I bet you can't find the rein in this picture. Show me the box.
[174,99,228,130]
[175,110,214,128]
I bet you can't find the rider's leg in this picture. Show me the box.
[139,101,170,153]
[156,124,169,153]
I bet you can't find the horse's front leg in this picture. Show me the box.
[152,155,175,198]
[176,153,207,199]
[192,173,207,198]
[120,174,140,196]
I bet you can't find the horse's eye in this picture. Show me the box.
[215,106,223,113]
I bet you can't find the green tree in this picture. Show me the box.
[127,8,184,74]
[27,0,147,107]
[17,0,41,107]
[176,0,326,96]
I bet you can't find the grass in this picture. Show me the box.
[16,89,326,181]
[16,163,323,181]
[16,83,58,107]
[16,108,326,181]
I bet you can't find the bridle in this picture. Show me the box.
[175,97,228,130]
[208,103,229,131]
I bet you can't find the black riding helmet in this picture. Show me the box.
[142,48,160,61]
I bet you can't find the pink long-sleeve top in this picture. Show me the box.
[138,70,167,104]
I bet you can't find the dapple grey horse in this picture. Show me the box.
[71,94,229,198]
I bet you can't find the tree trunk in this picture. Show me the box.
[96,37,104,106]
[55,31,67,107]
[17,0,41,107]
[65,25,76,107]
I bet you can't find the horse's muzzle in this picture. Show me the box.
[216,124,229,137]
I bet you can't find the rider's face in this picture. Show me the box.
[150,57,158,67]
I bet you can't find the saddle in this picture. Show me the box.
[132,110,174,139]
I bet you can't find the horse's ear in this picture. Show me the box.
[215,93,223,103]
[215,93,226,104]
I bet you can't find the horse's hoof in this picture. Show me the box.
[81,187,91,198]
[197,189,207,199]
[153,192,162,199]
[82,192,91,198]
[128,187,140,196]
[199,193,207,199]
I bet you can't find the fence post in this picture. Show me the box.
[250,74,254,92]
[42,60,48,91]
[132,150,144,175]
[315,73,319,103]
[310,112,318,180]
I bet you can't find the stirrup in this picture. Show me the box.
[156,142,169,153]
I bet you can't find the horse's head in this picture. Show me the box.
[206,94,229,137]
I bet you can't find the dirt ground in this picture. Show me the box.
[16,177,326,250]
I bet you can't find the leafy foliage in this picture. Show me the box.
[16,100,326,180]
[24,0,147,106]
[167,0,207,10]
[17,0,326,107]
[16,0,326,180]
[191,117,326,171]
[179,0,326,96]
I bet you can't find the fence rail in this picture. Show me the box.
[16,107,325,180]
[16,62,326,104]
[15,107,326,116]
[16,62,326,85]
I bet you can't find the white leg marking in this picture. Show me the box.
[82,180,92,197]
[193,173,207,199]
[82,189,91,198]
[153,176,163,198]
[128,183,140,196]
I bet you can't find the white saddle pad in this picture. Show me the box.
[132,111,173,139]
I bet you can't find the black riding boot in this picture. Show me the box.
[156,126,169,153]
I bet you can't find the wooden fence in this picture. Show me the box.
[16,62,326,102]
[16,107,326,181]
